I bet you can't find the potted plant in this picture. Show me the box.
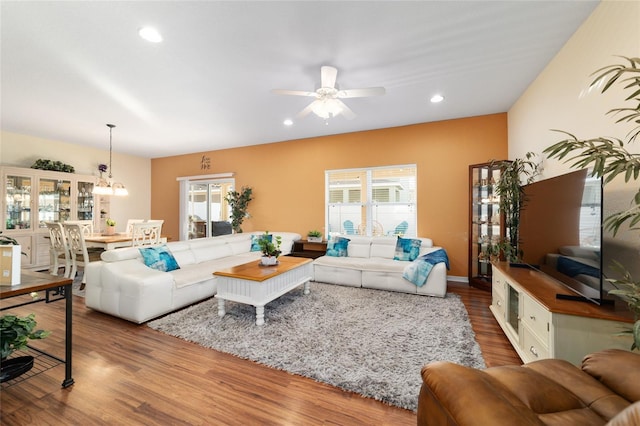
[307,230,323,243]
[0,232,23,286]
[0,313,50,382]
[543,56,640,350]
[257,231,282,266]
[224,186,253,233]
[490,153,542,262]
[105,218,116,236]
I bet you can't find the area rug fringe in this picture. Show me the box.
[148,282,485,411]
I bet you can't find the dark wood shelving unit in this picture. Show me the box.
[469,162,505,291]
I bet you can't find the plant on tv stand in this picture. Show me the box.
[543,55,640,350]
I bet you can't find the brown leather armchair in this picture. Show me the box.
[418,349,640,426]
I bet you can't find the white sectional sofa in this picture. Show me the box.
[313,235,448,297]
[84,232,301,324]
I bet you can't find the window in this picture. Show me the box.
[325,165,417,237]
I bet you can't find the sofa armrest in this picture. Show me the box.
[418,362,543,426]
[582,349,640,402]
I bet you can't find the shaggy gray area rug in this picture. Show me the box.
[147,282,485,411]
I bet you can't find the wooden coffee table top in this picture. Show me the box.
[213,256,312,282]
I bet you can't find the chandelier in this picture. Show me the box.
[93,123,128,196]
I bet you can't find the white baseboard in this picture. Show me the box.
[447,275,468,283]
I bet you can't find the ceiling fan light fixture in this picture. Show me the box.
[311,99,343,119]
[430,94,444,103]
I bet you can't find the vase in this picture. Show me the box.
[0,355,34,382]
[260,256,279,266]
[105,226,116,236]
[307,236,323,243]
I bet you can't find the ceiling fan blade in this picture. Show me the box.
[296,100,319,119]
[271,89,317,97]
[337,87,386,98]
[321,66,338,88]
[335,99,356,120]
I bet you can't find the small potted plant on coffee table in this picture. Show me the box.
[257,231,282,266]
[307,230,323,243]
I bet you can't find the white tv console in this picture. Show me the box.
[490,262,634,365]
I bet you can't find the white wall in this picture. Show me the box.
[0,130,151,228]
[509,0,640,278]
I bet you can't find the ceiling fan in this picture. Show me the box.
[272,65,385,120]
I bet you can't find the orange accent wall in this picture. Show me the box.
[151,113,507,277]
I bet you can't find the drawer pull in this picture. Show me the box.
[496,300,502,307]
[529,315,536,321]
[529,346,539,357]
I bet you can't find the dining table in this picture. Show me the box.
[84,233,168,250]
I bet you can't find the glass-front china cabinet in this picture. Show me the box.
[1,166,101,269]
[468,162,505,290]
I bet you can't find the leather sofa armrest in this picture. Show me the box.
[607,401,640,426]
[418,362,543,426]
[582,349,640,402]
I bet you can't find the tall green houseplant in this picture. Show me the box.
[543,56,640,350]
[491,153,542,262]
[224,186,253,233]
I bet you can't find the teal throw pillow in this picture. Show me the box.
[139,245,180,272]
[393,236,422,261]
[326,236,350,257]
[251,234,271,252]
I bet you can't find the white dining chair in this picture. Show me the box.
[64,219,94,237]
[131,220,164,247]
[126,219,145,235]
[64,223,102,289]
[44,221,71,277]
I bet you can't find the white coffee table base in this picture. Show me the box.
[215,261,312,325]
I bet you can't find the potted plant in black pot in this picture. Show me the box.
[1,313,50,382]
[257,231,282,266]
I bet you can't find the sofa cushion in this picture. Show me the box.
[327,236,350,257]
[394,236,422,261]
[370,237,397,258]
[189,238,234,262]
[346,236,372,258]
[250,234,268,251]
[226,234,252,255]
[139,245,180,272]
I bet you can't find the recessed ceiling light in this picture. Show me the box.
[283,119,293,126]
[430,94,444,103]
[139,27,163,43]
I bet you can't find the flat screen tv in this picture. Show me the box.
[518,169,610,304]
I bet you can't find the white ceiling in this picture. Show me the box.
[1,1,599,159]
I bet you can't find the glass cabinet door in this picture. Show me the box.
[77,181,95,220]
[469,162,503,289]
[5,174,32,230]
[38,178,71,227]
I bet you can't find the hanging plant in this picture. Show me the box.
[224,186,253,233]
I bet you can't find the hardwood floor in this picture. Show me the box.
[0,281,520,425]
